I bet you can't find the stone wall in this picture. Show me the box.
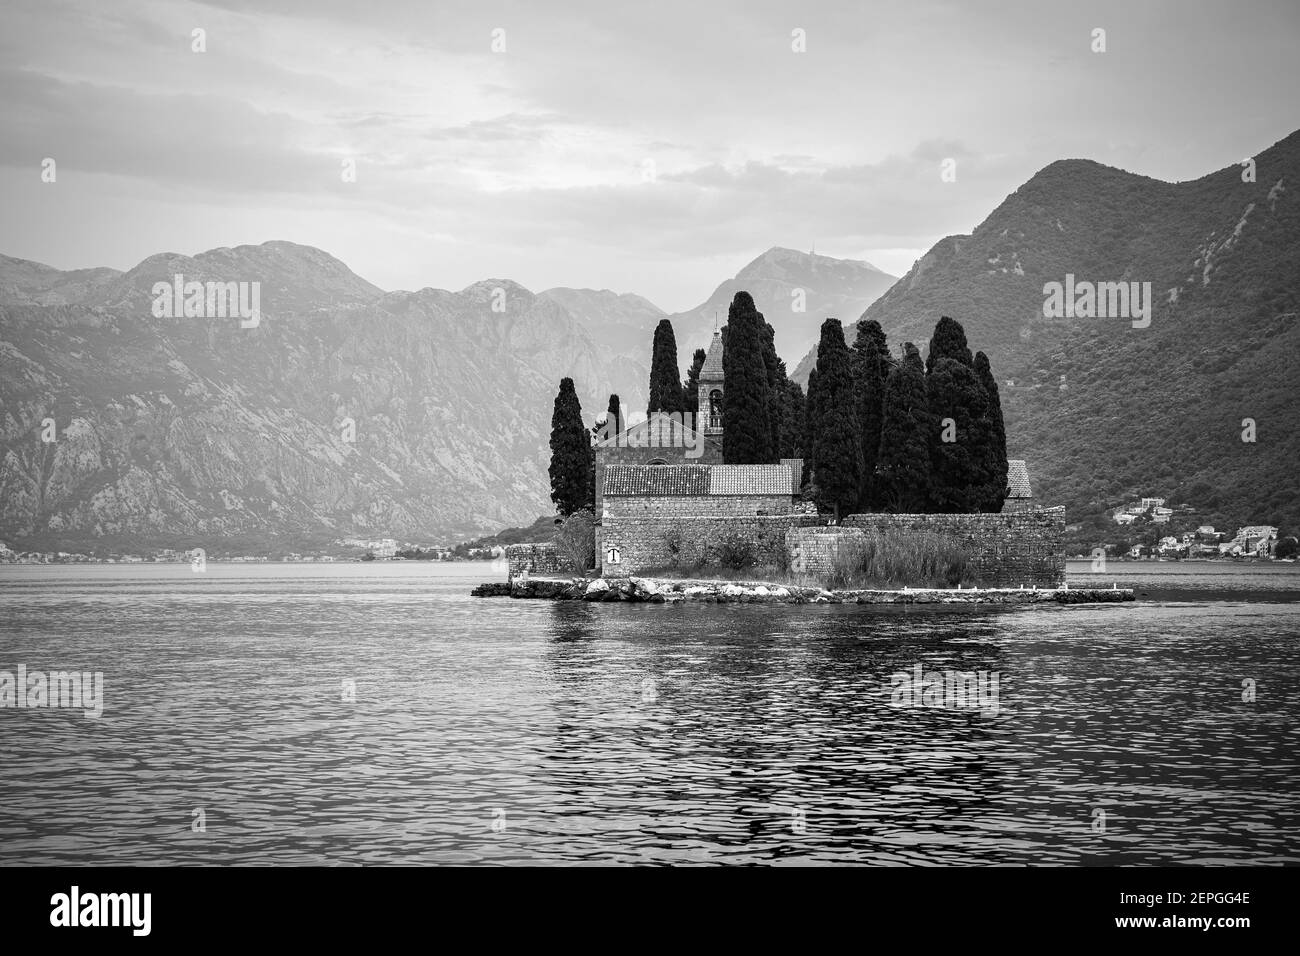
[786,526,862,576]
[601,513,821,577]
[604,494,793,518]
[505,542,562,578]
[818,507,1066,586]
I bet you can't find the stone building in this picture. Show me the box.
[598,463,806,575]
[1002,459,1034,512]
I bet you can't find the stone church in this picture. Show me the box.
[593,329,807,573]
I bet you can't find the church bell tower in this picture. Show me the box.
[697,329,724,437]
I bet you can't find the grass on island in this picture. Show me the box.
[642,528,985,591]
[823,530,981,590]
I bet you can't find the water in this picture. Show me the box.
[1,560,1297,865]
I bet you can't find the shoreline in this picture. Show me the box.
[472,576,1136,604]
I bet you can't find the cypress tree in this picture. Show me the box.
[646,319,684,415]
[811,319,864,521]
[974,351,1009,511]
[877,343,932,512]
[721,292,774,464]
[779,378,806,459]
[925,315,973,374]
[926,356,987,512]
[853,318,888,356]
[855,337,887,510]
[683,348,706,426]
[548,377,592,516]
[803,367,820,487]
[605,393,622,439]
[587,439,596,511]
[760,320,784,459]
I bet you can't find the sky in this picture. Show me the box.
[1,0,1297,312]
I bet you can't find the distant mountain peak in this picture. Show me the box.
[459,278,535,300]
[539,286,666,313]
[737,245,888,280]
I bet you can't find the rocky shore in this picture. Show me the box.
[471,577,1135,605]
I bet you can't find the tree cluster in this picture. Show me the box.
[546,306,1005,525]
[807,315,1008,519]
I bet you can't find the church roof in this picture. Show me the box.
[594,412,708,448]
[699,330,724,381]
[1006,459,1032,498]
[604,463,793,497]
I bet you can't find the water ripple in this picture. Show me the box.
[0,562,1297,864]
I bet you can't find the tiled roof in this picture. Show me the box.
[603,463,793,497]
[604,465,710,496]
[699,331,724,380]
[779,458,804,490]
[1006,459,1032,498]
[708,464,793,495]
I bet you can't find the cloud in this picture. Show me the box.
[0,0,1296,311]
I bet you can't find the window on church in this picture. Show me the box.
[709,390,723,429]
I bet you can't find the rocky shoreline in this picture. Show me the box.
[471,576,1135,605]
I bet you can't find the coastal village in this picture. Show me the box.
[1101,495,1286,559]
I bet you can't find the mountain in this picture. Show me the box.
[794,129,1300,538]
[535,287,665,409]
[0,254,121,307]
[0,242,612,550]
[671,247,897,366]
[97,240,386,314]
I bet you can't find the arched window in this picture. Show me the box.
[709,389,723,429]
[646,458,668,466]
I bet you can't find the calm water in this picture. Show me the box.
[1,560,1297,866]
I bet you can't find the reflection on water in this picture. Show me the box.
[0,562,1297,865]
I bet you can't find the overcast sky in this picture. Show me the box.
[1,0,1296,311]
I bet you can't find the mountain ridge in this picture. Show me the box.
[1,241,893,546]
[790,128,1300,541]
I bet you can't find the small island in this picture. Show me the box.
[474,576,1133,605]
[475,297,1135,606]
